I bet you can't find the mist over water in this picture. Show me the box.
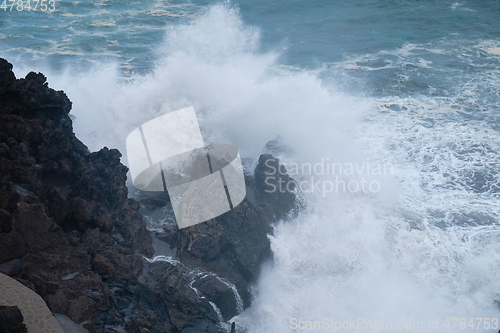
[5,3,500,332]
[27,6,366,164]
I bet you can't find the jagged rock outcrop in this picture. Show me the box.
[0,58,299,333]
[0,57,158,331]
[149,154,299,321]
[253,154,298,221]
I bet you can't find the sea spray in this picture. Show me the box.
[8,4,500,333]
[15,5,367,166]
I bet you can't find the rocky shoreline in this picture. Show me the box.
[0,58,298,332]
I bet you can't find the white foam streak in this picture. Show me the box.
[11,5,500,332]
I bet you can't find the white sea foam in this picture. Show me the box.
[13,5,366,166]
[9,5,500,332]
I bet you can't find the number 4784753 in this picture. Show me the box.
[1,0,56,12]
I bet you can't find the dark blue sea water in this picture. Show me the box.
[1,1,500,332]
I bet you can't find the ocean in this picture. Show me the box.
[1,0,500,332]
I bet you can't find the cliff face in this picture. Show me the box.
[0,58,298,333]
[0,58,156,331]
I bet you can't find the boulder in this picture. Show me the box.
[0,306,27,333]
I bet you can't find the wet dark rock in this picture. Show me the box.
[142,261,220,333]
[0,306,27,333]
[263,135,293,157]
[157,199,270,309]
[92,254,115,278]
[19,245,108,323]
[88,260,222,333]
[0,208,12,233]
[0,259,22,276]
[0,59,16,96]
[0,58,156,329]
[254,154,298,221]
[192,275,237,321]
[0,58,299,333]
[135,191,170,211]
[156,153,298,314]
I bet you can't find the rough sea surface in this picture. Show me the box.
[2,0,500,332]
